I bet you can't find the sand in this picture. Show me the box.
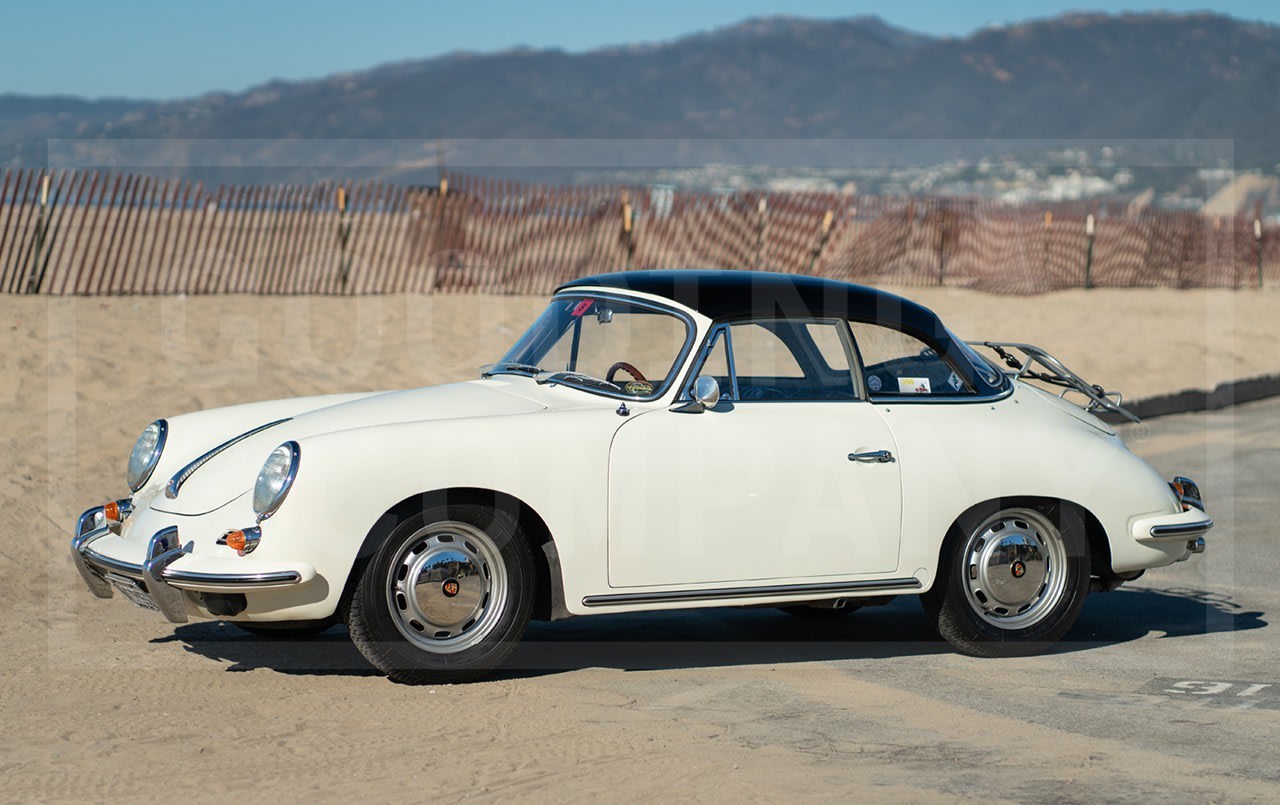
[2,286,1279,800]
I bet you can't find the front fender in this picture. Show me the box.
[251,408,626,619]
[134,392,382,500]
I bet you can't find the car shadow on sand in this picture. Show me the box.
[154,586,1265,679]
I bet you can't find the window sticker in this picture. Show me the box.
[948,371,963,392]
[569,299,594,317]
[899,377,931,394]
[866,374,883,392]
[623,380,654,396]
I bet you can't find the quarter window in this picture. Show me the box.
[707,319,858,401]
[849,322,973,396]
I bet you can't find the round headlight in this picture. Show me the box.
[253,441,300,521]
[127,420,168,491]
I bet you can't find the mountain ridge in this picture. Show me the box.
[4,11,1279,177]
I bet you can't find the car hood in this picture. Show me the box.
[151,380,546,515]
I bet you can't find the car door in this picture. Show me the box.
[607,318,902,588]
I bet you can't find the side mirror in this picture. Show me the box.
[672,375,721,413]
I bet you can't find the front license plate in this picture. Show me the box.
[105,573,160,611]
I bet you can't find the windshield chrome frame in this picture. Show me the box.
[486,290,699,403]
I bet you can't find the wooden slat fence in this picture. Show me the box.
[1,168,1277,296]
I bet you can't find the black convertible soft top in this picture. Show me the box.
[559,270,940,332]
[558,269,1009,399]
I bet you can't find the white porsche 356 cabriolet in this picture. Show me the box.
[72,270,1212,683]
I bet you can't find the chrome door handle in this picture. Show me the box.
[848,450,894,463]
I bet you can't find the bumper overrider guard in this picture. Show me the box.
[71,506,303,624]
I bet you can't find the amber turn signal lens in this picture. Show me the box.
[102,501,120,522]
[224,530,247,552]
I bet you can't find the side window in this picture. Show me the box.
[849,322,973,396]
[805,323,849,369]
[727,319,857,401]
[728,322,803,380]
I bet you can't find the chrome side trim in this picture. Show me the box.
[165,417,291,500]
[1149,519,1214,539]
[582,577,922,608]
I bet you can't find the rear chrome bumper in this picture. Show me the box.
[1131,475,1212,560]
[1147,518,1214,540]
[72,506,306,624]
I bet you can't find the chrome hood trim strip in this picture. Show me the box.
[165,418,291,500]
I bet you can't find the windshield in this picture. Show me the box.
[490,295,692,398]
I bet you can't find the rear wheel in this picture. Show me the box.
[922,502,1090,657]
[347,500,535,684]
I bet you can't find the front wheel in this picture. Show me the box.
[346,501,535,684]
[921,503,1090,657]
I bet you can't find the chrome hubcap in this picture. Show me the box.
[962,509,1066,629]
[386,521,507,653]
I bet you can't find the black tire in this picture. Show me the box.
[921,501,1090,657]
[346,500,535,684]
[232,617,338,638]
[777,602,862,617]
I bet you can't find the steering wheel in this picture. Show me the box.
[606,361,647,383]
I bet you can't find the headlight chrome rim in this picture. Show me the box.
[127,419,168,492]
[253,441,301,522]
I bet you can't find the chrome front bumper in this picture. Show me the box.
[72,505,305,624]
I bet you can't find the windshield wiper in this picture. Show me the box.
[534,370,620,392]
[479,362,544,378]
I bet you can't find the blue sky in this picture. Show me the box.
[5,1,1279,100]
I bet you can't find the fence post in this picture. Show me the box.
[1084,213,1096,289]
[337,186,351,290]
[25,174,50,293]
[936,205,949,286]
[423,178,448,294]
[1042,210,1052,279]
[807,210,834,274]
[755,196,767,270]
[621,191,634,270]
[1255,218,1264,289]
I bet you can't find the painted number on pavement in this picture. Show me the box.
[1143,678,1278,709]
